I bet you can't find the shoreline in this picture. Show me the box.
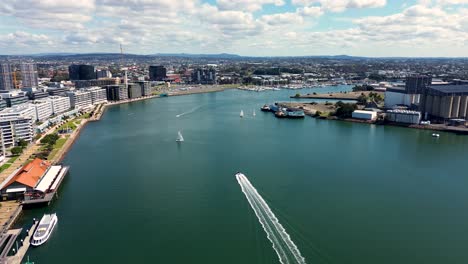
[0,86,230,239]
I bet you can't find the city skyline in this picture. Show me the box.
[0,0,468,57]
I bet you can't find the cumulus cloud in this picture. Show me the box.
[217,0,285,12]
[0,0,468,56]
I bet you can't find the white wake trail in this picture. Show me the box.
[236,173,306,264]
[176,105,201,117]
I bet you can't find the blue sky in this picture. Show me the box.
[0,0,468,57]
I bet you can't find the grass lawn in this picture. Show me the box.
[47,137,69,160]
[58,120,77,131]
[0,163,11,173]
[7,156,18,163]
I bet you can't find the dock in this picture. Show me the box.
[22,166,69,207]
[0,220,38,264]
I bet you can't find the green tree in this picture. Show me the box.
[357,94,368,105]
[17,139,28,148]
[41,133,59,145]
[11,146,23,156]
[335,103,357,118]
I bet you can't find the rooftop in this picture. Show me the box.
[0,158,51,189]
[427,85,468,94]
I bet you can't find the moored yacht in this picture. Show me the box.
[31,213,58,247]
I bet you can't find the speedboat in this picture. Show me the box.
[31,213,58,247]
[432,133,440,138]
[260,105,270,112]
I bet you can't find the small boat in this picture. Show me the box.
[274,110,287,118]
[176,131,184,142]
[240,110,244,118]
[260,105,270,112]
[432,133,440,138]
[253,110,256,117]
[31,213,58,247]
[286,108,305,119]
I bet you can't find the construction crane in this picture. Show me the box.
[120,44,128,89]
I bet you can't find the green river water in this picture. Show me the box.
[20,86,468,264]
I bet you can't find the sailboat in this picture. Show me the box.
[240,110,244,118]
[176,131,184,142]
[253,110,256,117]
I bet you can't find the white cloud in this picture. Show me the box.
[292,0,386,12]
[216,0,285,12]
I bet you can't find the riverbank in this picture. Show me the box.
[278,102,468,134]
[0,84,238,238]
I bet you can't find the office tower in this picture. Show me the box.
[69,64,96,80]
[149,66,167,81]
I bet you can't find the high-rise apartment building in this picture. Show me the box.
[19,63,39,88]
[0,64,14,90]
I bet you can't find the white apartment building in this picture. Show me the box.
[0,104,36,121]
[48,96,71,114]
[66,90,92,109]
[85,87,107,105]
[30,101,53,121]
[0,105,35,147]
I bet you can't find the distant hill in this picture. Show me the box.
[149,53,241,58]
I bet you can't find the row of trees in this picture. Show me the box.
[35,134,60,160]
[357,92,384,105]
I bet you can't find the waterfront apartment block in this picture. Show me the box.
[84,87,107,105]
[105,85,128,101]
[23,87,49,100]
[74,78,119,88]
[66,90,92,109]
[0,64,14,90]
[421,85,468,120]
[191,68,217,84]
[0,105,35,147]
[19,63,39,88]
[0,104,36,121]
[135,81,152,96]
[128,83,142,99]
[0,90,29,107]
[31,100,53,121]
[47,96,71,114]
[46,87,71,96]
[0,96,7,112]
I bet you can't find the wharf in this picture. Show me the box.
[0,221,38,264]
[22,166,69,207]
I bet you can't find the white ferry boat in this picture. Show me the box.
[31,213,58,246]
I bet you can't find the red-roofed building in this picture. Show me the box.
[0,158,51,200]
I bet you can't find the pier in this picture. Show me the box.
[0,220,38,264]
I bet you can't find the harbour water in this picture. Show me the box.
[22,86,468,263]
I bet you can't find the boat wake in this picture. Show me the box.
[176,106,201,117]
[236,173,306,264]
